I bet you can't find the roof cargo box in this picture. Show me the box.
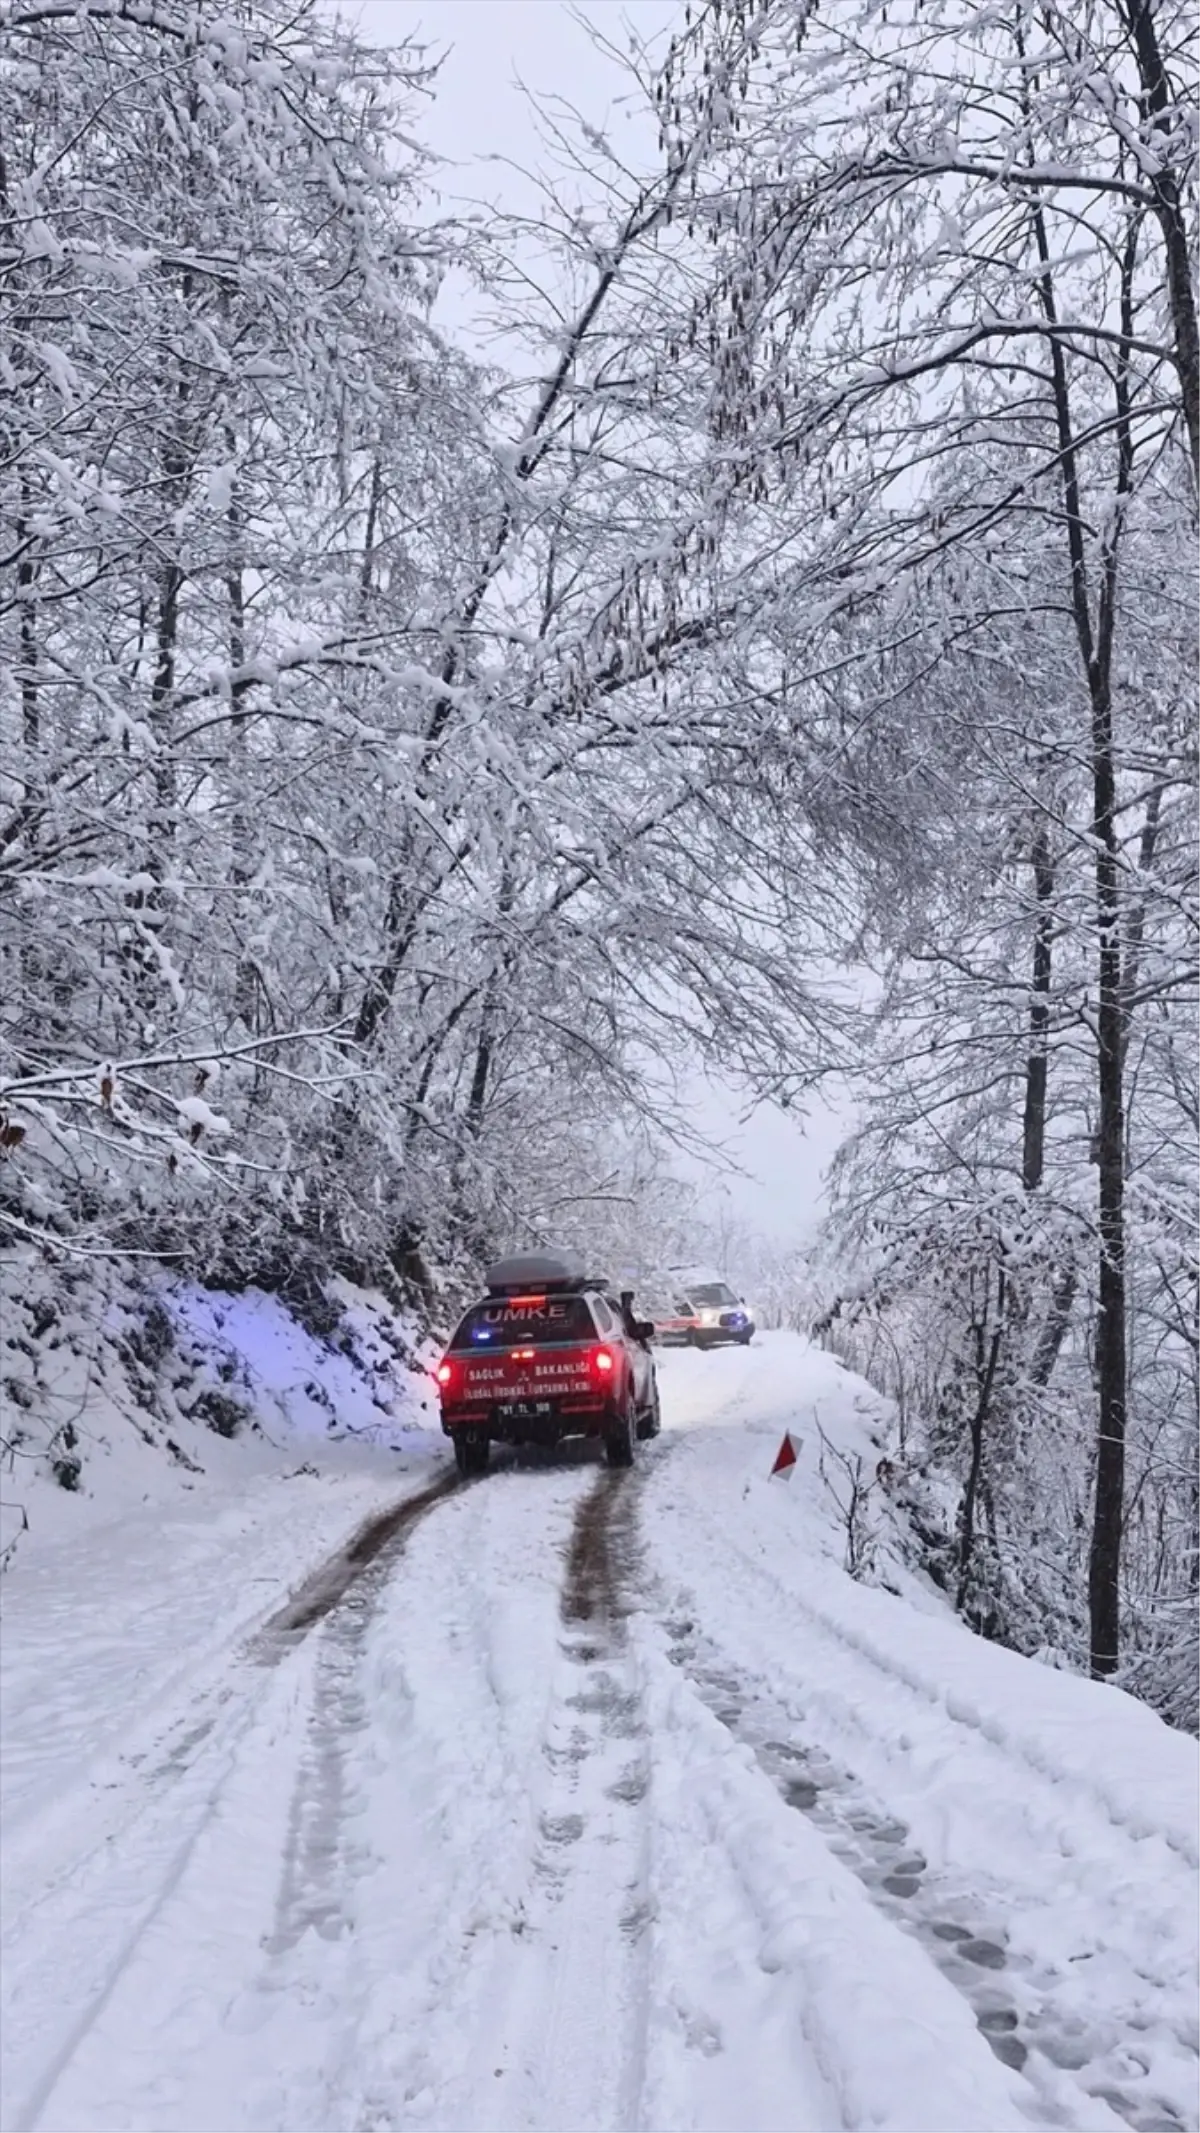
[484,1249,587,1295]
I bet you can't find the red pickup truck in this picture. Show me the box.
[436,1252,660,1477]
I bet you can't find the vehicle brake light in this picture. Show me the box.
[512,1347,535,1361]
[593,1347,614,1373]
[437,1362,453,1386]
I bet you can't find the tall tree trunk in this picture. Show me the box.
[1118,0,1200,477]
[1088,670,1129,1679]
[224,448,257,1037]
[357,454,383,623]
[1021,822,1054,1193]
[16,478,38,755]
[148,545,183,869]
[957,1268,1007,1613]
[464,1015,495,1143]
[1087,216,1142,1681]
[15,476,44,1008]
[1032,200,1137,1678]
[1120,784,1164,1067]
[1193,1271,1200,1595]
[126,534,183,1017]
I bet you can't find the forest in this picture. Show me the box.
[1,0,1196,1725]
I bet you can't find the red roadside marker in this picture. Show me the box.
[770,1432,799,1480]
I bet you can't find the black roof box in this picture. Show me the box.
[484,1249,588,1296]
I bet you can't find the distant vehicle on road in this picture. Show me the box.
[650,1270,755,1348]
[435,1250,660,1477]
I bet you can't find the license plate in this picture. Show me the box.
[498,1400,553,1420]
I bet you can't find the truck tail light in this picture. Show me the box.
[437,1361,454,1387]
[593,1347,614,1374]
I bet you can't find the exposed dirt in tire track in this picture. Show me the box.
[561,1469,638,1628]
[254,1469,460,1645]
[559,1432,681,1629]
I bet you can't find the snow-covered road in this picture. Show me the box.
[2,1335,1196,2133]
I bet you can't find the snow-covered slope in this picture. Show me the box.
[1,1271,439,1565]
[1,1332,1194,2133]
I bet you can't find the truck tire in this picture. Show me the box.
[604,1403,636,1468]
[454,1430,490,1478]
[636,1391,661,1440]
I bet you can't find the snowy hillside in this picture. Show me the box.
[3,1333,1194,2133]
[1,1272,439,1568]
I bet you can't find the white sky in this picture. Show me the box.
[353,1,679,170]
[345,0,854,1248]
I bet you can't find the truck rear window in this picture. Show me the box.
[450,1294,599,1351]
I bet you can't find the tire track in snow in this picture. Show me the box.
[423,1444,970,2133]
[252,1470,460,1646]
[442,1466,655,2133]
[2,1471,459,1954]
[256,1473,463,1962]
[247,1461,600,2133]
[4,1475,462,2133]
